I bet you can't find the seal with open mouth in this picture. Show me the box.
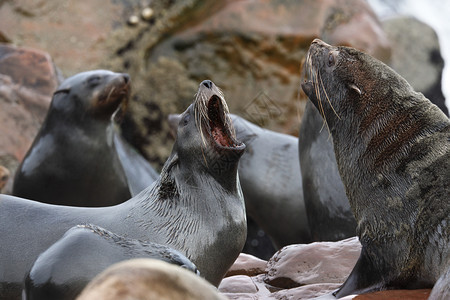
[302,39,449,297]
[168,112,311,250]
[0,80,246,299]
[12,70,159,206]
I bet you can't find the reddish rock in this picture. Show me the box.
[220,238,361,299]
[219,275,259,294]
[225,253,267,277]
[351,289,431,300]
[220,274,272,299]
[0,0,392,168]
[265,237,361,289]
[272,283,341,299]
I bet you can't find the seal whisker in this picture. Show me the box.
[318,72,341,121]
[313,69,330,134]
[106,87,116,103]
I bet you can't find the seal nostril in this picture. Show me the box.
[123,74,130,84]
[201,80,213,89]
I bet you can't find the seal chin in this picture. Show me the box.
[206,95,245,153]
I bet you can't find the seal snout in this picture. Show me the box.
[311,38,331,48]
[122,73,130,84]
[201,80,213,89]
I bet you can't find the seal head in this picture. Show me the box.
[53,70,130,120]
[168,80,245,191]
[12,70,141,206]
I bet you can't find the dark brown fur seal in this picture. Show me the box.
[302,39,449,297]
[24,224,198,300]
[0,80,246,299]
[12,70,158,206]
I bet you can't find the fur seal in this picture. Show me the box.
[24,224,198,300]
[229,114,310,247]
[12,70,158,206]
[301,39,449,297]
[76,259,227,300]
[299,101,357,241]
[169,113,311,249]
[0,80,246,299]
[0,165,9,193]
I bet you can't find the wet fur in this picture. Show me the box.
[302,39,450,297]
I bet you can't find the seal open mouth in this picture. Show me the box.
[193,80,245,154]
[208,95,234,148]
[206,95,244,151]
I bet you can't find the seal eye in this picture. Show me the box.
[182,113,190,126]
[328,53,335,67]
[87,76,101,87]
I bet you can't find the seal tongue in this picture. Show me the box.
[208,95,234,148]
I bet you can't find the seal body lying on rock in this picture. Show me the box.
[302,39,449,297]
[0,80,246,299]
[24,224,198,300]
[12,70,158,206]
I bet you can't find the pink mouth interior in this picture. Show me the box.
[208,95,235,148]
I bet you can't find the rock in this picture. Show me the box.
[112,0,391,166]
[349,289,431,300]
[76,258,227,300]
[219,275,259,294]
[225,253,267,277]
[265,237,361,289]
[220,274,272,299]
[219,238,362,299]
[0,0,392,168]
[272,283,341,299]
[383,16,449,116]
[0,44,60,193]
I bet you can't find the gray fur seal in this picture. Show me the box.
[12,70,158,206]
[302,39,449,297]
[24,224,198,300]
[299,101,357,241]
[0,79,246,299]
[169,113,311,249]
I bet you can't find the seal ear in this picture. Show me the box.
[348,83,361,95]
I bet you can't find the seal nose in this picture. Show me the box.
[201,80,213,89]
[312,38,330,47]
[122,74,130,84]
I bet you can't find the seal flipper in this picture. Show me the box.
[334,246,386,298]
